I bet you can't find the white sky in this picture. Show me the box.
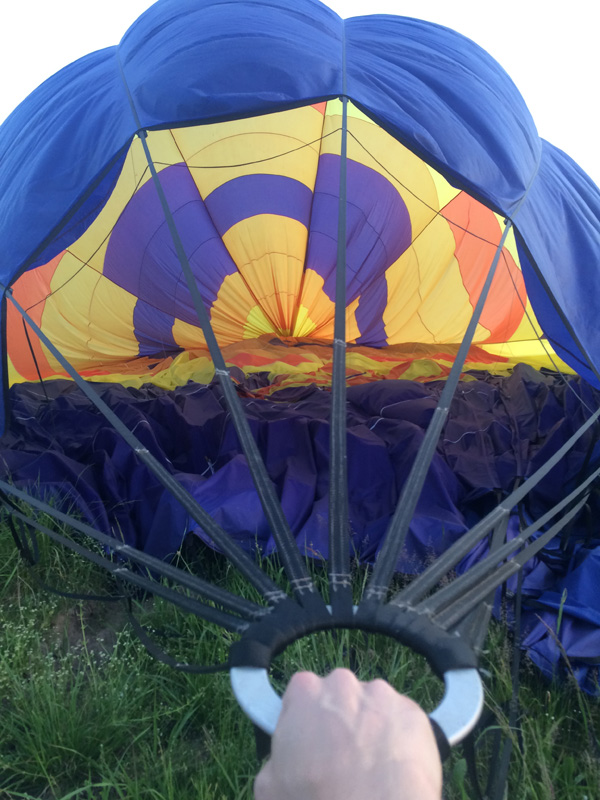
[2,0,599,186]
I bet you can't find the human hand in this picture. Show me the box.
[254,668,442,800]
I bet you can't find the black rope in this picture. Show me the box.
[433,495,588,630]
[253,724,273,762]
[5,504,248,633]
[3,86,598,777]
[363,218,516,606]
[5,511,124,602]
[115,52,323,613]
[124,593,230,674]
[7,146,129,293]
[391,413,600,609]
[463,730,487,800]
[5,505,38,563]
[4,496,231,671]
[2,291,288,606]
[135,129,323,611]
[0,483,265,625]
[20,168,151,317]
[21,318,49,402]
[347,128,514,251]
[328,78,353,617]
[416,468,600,617]
[451,503,509,650]
[486,569,524,800]
[177,128,339,171]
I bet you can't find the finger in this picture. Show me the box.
[279,671,321,718]
[253,763,273,800]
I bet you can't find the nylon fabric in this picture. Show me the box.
[1,0,599,423]
[3,366,600,688]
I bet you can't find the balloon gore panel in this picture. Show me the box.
[7,103,567,389]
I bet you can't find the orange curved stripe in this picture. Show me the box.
[444,193,527,343]
[8,254,64,381]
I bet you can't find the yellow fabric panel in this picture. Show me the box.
[86,276,139,358]
[504,297,545,343]
[292,304,317,338]
[20,131,181,377]
[54,335,572,393]
[143,129,188,171]
[293,268,360,340]
[7,354,21,386]
[244,305,278,339]
[147,351,216,388]
[41,253,138,371]
[68,352,215,389]
[324,98,373,123]
[427,166,462,211]
[170,106,324,198]
[172,271,277,348]
[67,133,178,274]
[320,102,440,242]
[221,215,307,335]
[16,104,567,393]
[384,214,489,343]
[171,319,206,350]
[172,302,274,350]
[211,272,276,342]
[482,341,575,374]
[42,254,102,371]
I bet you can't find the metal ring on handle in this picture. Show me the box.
[429,667,484,745]
[230,665,483,746]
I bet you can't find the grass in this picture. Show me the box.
[0,514,598,799]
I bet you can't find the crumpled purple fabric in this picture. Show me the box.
[2,363,599,692]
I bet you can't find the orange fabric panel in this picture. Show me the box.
[7,255,63,380]
[445,193,527,343]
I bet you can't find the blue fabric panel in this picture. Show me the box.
[27,153,127,272]
[516,238,599,387]
[0,49,134,279]
[343,15,541,215]
[118,0,343,126]
[515,142,600,385]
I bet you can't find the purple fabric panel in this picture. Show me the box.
[355,279,390,347]
[3,364,600,690]
[102,157,412,352]
[305,154,411,344]
[441,381,511,490]
[133,300,180,356]
[104,163,239,350]
[204,174,314,235]
[522,597,600,696]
